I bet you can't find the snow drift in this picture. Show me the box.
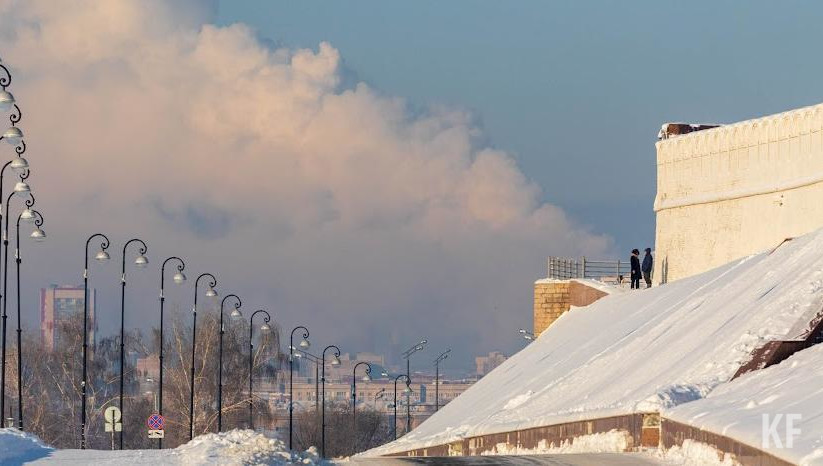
[0,428,53,464]
[666,343,823,465]
[365,229,823,456]
[0,428,324,465]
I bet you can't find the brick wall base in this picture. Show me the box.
[533,280,609,334]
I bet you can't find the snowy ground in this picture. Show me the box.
[363,229,823,459]
[666,343,823,465]
[0,429,325,465]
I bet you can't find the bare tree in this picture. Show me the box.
[6,307,279,449]
[293,402,393,457]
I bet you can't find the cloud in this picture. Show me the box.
[0,0,610,369]
[152,199,244,240]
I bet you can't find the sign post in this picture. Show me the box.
[104,406,122,450]
[147,413,165,439]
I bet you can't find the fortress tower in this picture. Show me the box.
[654,104,823,283]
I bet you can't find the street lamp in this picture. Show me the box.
[218,294,242,432]
[433,349,451,412]
[248,310,271,430]
[392,374,411,440]
[518,328,535,342]
[292,349,322,414]
[157,256,186,448]
[81,233,110,448]
[190,273,217,440]
[0,59,27,400]
[13,202,43,430]
[0,60,29,428]
[289,326,310,449]
[320,344,341,458]
[0,170,29,425]
[401,338,426,433]
[351,361,372,437]
[117,238,148,449]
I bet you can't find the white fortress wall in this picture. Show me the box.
[654,102,823,283]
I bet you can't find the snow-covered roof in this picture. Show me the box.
[365,228,823,456]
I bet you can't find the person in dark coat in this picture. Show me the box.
[630,249,641,289]
[642,248,653,288]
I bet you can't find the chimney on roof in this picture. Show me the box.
[658,123,721,140]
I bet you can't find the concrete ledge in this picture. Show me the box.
[383,415,792,465]
[662,418,793,466]
[387,413,654,457]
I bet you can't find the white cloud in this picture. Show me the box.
[0,0,610,367]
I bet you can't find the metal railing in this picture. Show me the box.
[548,256,632,283]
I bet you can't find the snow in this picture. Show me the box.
[532,278,622,296]
[364,228,823,457]
[479,430,631,456]
[655,440,738,466]
[666,343,823,465]
[0,428,54,464]
[0,429,325,465]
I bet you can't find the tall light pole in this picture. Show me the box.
[158,256,186,448]
[401,338,426,434]
[351,361,372,438]
[247,310,271,430]
[289,326,310,449]
[218,294,242,432]
[0,59,29,426]
[82,233,111,449]
[320,344,341,458]
[433,349,450,412]
[292,349,321,414]
[392,374,411,440]
[118,239,148,449]
[190,273,217,440]
[14,202,43,430]
[0,171,28,426]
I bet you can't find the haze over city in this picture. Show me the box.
[5,0,823,374]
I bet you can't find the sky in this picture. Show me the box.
[3,0,823,373]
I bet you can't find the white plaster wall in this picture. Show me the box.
[654,102,823,283]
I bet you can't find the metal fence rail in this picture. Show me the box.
[548,256,632,282]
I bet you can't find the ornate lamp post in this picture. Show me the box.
[518,328,535,343]
[292,349,321,413]
[288,326,310,449]
[0,172,28,425]
[320,344,341,458]
[401,339,426,433]
[351,361,372,434]
[0,60,29,425]
[157,256,186,448]
[218,294,242,432]
[392,374,411,440]
[118,239,148,449]
[433,349,450,412]
[190,273,217,440]
[81,233,111,448]
[13,201,43,430]
[248,310,271,430]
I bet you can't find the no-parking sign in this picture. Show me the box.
[147,413,164,438]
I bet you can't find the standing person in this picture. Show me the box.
[642,248,653,288]
[630,249,641,289]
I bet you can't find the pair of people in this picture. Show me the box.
[630,248,653,289]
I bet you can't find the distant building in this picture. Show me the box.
[40,285,96,351]
[475,351,507,376]
[136,354,159,380]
